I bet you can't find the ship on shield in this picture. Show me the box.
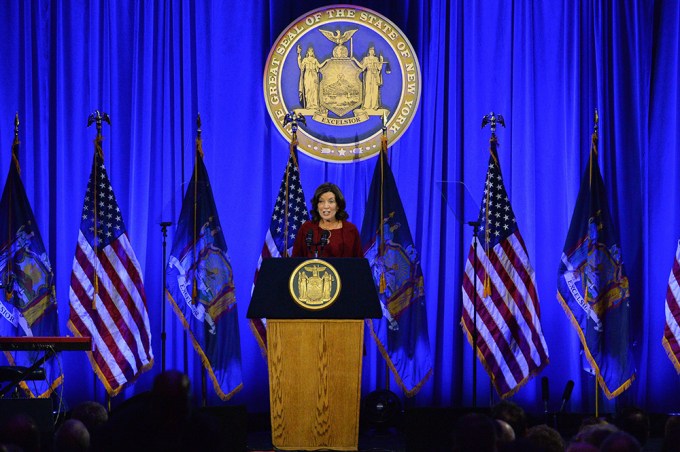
[296,28,390,125]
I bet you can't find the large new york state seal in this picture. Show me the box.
[264,5,421,163]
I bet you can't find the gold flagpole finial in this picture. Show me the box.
[196,113,204,159]
[381,113,388,153]
[11,113,21,174]
[481,111,506,138]
[589,109,599,189]
[87,110,111,158]
[87,110,111,138]
[13,113,19,141]
[284,111,306,148]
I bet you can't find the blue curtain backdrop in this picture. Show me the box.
[0,0,678,415]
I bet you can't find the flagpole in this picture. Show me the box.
[379,114,389,392]
[87,110,111,401]
[590,109,598,189]
[595,376,599,418]
[480,112,505,407]
[282,112,306,257]
[592,109,599,419]
[192,114,210,407]
[1,113,20,343]
[469,220,479,409]
[160,221,172,372]
[3,114,19,301]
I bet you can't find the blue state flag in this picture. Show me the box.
[0,134,62,397]
[165,145,243,401]
[557,137,635,399]
[361,145,433,396]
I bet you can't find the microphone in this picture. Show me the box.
[559,380,574,413]
[305,230,315,257]
[541,377,549,414]
[319,230,330,251]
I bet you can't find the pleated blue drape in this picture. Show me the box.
[0,0,678,414]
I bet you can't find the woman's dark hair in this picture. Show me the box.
[310,182,349,222]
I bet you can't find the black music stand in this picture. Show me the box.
[437,180,484,408]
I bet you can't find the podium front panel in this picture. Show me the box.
[267,319,363,451]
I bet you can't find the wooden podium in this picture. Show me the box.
[248,258,381,451]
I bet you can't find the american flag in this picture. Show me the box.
[662,241,680,372]
[69,143,153,397]
[249,150,308,353]
[461,138,549,398]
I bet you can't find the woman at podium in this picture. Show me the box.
[292,182,362,258]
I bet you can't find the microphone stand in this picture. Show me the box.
[318,232,329,258]
[159,221,172,372]
[467,220,481,409]
[309,232,329,258]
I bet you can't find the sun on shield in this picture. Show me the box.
[319,60,362,117]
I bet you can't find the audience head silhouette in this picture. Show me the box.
[599,430,641,452]
[71,400,109,433]
[616,405,649,447]
[54,419,90,452]
[662,415,680,452]
[0,413,41,452]
[526,423,565,452]
[151,369,192,425]
[452,412,497,452]
[492,400,527,438]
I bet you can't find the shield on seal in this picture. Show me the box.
[319,59,362,117]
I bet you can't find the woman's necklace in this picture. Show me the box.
[320,220,341,230]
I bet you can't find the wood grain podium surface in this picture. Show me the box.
[267,319,364,451]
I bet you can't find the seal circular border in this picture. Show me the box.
[288,259,342,311]
[263,4,421,163]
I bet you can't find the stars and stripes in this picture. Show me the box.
[461,143,549,398]
[69,145,153,397]
[250,151,308,353]
[663,241,680,372]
